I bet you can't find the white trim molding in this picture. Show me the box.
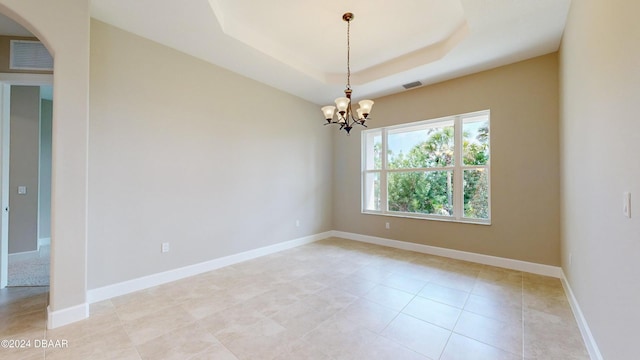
[87,232,332,304]
[79,228,600,359]
[38,237,51,250]
[47,303,89,329]
[331,231,604,359]
[561,272,604,360]
[89,230,564,305]
[0,73,54,84]
[331,231,563,278]
[8,249,40,262]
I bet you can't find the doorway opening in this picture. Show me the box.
[0,11,54,290]
[4,84,52,287]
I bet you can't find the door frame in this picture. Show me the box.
[0,72,53,288]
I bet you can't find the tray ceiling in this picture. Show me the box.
[1,1,571,105]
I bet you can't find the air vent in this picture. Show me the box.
[10,40,53,71]
[402,81,423,90]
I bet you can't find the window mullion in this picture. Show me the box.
[361,110,490,224]
[453,116,464,219]
[386,166,455,172]
[381,128,388,213]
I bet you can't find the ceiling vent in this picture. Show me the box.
[10,40,53,71]
[402,81,423,90]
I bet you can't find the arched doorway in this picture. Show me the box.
[0,0,90,328]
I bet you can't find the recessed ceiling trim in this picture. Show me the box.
[326,21,469,86]
[89,0,572,105]
[221,14,327,83]
[209,0,468,86]
[207,0,225,29]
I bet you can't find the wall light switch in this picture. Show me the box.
[161,242,170,253]
[623,192,631,218]
[17,186,27,195]
[385,222,390,229]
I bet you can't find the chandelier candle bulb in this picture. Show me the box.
[322,106,336,121]
[358,100,374,117]
[335,97,350,113]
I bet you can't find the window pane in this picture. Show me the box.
[463,115,490,165]
[463,169,489,219]
[388,121,454,169]
[388,171,453,216]
[364,131,382,170]
[363,172,381,211]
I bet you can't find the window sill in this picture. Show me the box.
[362,210,491,226]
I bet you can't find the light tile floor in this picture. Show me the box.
[0,237,590,359]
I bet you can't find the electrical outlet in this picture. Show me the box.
[161,242,170,253]
[385,222,390,229]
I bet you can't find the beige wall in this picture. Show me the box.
[333,54,560,266]
[88,20,332,289]
[0,35,53,74]
[0,0,90,318]
[560,0,640,358]
[8,85,39,254]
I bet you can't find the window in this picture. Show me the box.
[362,110,490,224]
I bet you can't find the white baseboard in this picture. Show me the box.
[38,237,51,250]
[8,249,39,262]
[330,231,563,278]
[89,230,563,305]
[330,231,603,359]
[560,272,603,360]
[87,231,332,304]
[47,303,89,329]
[77,228,600,359]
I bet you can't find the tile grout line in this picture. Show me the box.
[437,269,477,360]
[4,239,586,359]
[189,321,238,360]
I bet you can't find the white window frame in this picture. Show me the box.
[361,110,491,225]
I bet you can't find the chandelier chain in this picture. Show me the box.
[346,18,351,90]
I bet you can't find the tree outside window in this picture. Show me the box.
[362,110,490,223]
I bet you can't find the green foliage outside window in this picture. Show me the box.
[385,124,489,219]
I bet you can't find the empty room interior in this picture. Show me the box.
[0,0,638,359]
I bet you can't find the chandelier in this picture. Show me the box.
[321,12,374,135]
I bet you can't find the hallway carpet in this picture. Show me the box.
[7,246,49,287]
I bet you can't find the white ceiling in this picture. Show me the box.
[1,1,572,106]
